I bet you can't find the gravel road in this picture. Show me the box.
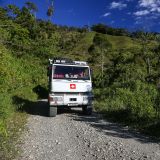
[17,100,160,160]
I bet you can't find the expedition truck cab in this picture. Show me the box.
[47,58,93,117]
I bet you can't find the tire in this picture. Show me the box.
[82,106,92,115]
[49,106,57,117]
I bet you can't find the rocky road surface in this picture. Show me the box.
[17,100,160,160]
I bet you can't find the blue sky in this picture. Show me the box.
[0,0,160,32]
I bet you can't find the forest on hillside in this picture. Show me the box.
[0,1,160,159]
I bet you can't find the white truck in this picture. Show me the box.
[47,58,93,117]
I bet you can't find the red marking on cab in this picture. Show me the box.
[70,84,76,89]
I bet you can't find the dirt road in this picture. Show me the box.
[18,100,160,160]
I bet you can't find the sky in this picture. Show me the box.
[0,0,160,32]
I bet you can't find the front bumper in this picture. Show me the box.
[48,93,93,107]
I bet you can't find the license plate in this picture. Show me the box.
[70,98,77,101]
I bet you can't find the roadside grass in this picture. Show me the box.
[0,87,39,160]
[0,45,47,159]
[94,100,160,138]
[0,112,27,160]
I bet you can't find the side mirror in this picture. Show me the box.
[47,66,52,76]
[90,69,93,76]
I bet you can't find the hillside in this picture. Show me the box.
[70,32,138,56]
[71,32,158,54]
[105,34,139,49]
[70,32,95,57]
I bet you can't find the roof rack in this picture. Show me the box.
[49,58,88,66]
[49,58,73,64]
[74,61,87,65]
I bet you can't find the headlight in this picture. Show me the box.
[83,96,88,101]
[53,97,63,101]
[86,85,92,91]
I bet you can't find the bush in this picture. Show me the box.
[95,81,157,124]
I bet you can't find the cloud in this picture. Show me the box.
[110,1,127,10]
[139,0,159,8]
[137,0,160,14]
[133,0,160,22]
[134,10,150,16]
[134,13,159,31]
[103,12,111,17]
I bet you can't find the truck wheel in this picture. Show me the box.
[82,106,92,115]
[49,106,57,117]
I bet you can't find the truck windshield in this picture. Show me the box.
[53,65,90,80]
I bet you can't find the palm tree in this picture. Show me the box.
[47,0,54,21]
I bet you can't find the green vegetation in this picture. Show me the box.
[0,1,160,159]
[92,33,160,137]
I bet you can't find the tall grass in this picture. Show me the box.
[0,44,47,159]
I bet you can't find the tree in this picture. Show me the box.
[6,4,20,18]
[91,23,108,34]
[25,1,38,18]
[89,33,112,87]
[47,6,54,21]
[137,31,156,76]
[0,7,8,20]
